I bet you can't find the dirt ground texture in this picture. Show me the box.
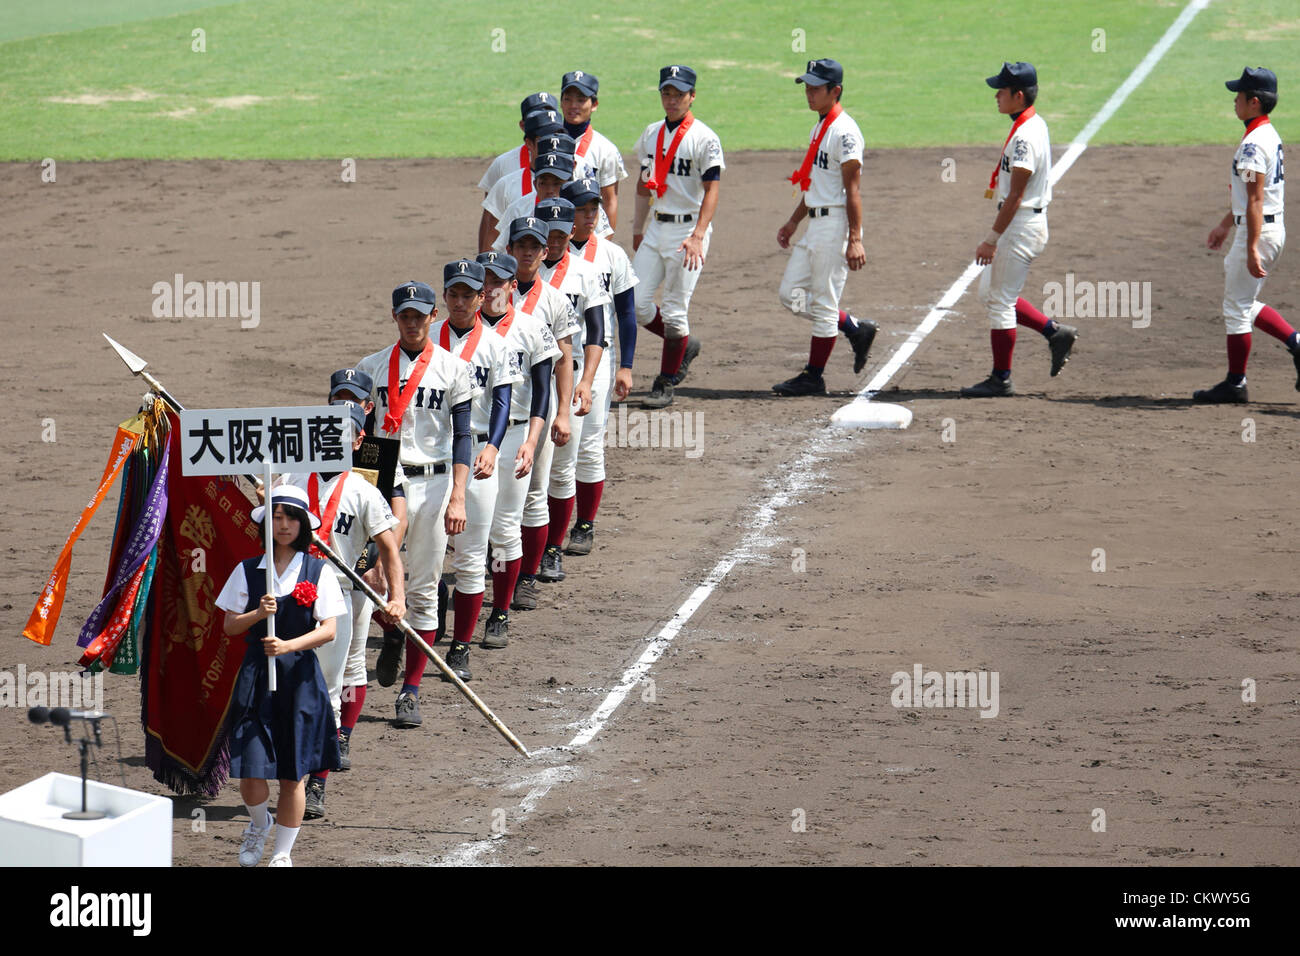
[1,146,1297,866]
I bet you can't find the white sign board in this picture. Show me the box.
[179,406,353,476]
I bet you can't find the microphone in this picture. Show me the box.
[27,706,50,725]
[49,708,108,724]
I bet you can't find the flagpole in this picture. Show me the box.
[104,333,529,757]
[262,460,277,693]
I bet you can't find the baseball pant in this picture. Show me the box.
[633,218,712,337]
[343,592,373,691]
[523,391,559,528]
[574,347,614,485]
[315,589,354,727]
[488,421,532,561]
[402,471,452,630]
[1223,221,1286,334]
[449,438,500,595]
[778,207,850,339]
[979,210,1049,330]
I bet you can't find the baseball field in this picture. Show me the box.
[3,0,1298,880]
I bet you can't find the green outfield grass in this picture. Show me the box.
[1,0,1297,160]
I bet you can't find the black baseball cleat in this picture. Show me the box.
[441,641,472,682]
[336,732,351,772]
[512,575,539,611]
[1292,348,1300,391]
[1048,324,1078,377]
[1192,378,1248,404]
[393,691,422,728]
[483,608,509,649]
[846,317,878,374]
[303,777,325,820]
[673,338,702,384]
[642,374,675,409]
[538,544,566,582]
[375,629,404,688]
[772,369,826,397]
[566,519,594,556]
[960,374,1016,398]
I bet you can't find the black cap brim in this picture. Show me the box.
[659,79,694,92]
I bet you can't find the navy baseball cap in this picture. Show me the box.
[329,367,373,403]
[535,197,575,231]
[986,61,1037,89]
[392,280,436,314]
[533,151,576,180]
[477,251,518,278]
[534,131,577,157]
[562,70,599,98]
[523,109,564,138]
[520,91,556,119]
[1226,67,1277,94]
[562,177,601,207]
[797,58,843,87]
[508,216,548,246]
[444,259,486,291]
[659,64,696,91]
[330,398,367,438]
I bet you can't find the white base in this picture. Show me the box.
[830,401,912,430]
[0,772,172,866]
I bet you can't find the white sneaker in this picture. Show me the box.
[238,824,270,867]
[268,853,293,867]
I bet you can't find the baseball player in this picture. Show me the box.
[491,150,577,256]
[531,196,609,582]
[431,259,521,672]
[477,250,561,645]
[478,92,558,196]
[506,216,582,610]
[479,109,565,253]
[560,70,629,231]
[1195,67,1295,404]
[961,61,1077,398]
[560,176,638,554]
[632,64,724,409]
[285,399,403,820]
[773,58,878,396]
[354,281,476,727]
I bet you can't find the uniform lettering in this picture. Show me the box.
[566,293,581,311]
[473,366,490,389]
[674,157,692,177]
[334,513,356,536]
[815,150,829,170]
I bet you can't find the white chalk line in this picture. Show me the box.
[435,0,1210,866]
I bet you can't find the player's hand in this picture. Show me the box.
[777,220,797,249]
[613,367,633,401]
[632,233,644,252]
[380,598,406,627]
[974,241,997,266]
[515,441,535,478]
[847,237,866,271]
[552,414,571,447]
[473,445,498,479]
[1247,246,1268,279]
[258,594,277,620]
[679,234,705,270]
[361,564,387,596]
[444,495,467,535]
[261,635,288,657]
[574,381,593,416]
[1207,223,1231,250]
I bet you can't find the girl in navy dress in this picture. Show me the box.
[215,486,346,867]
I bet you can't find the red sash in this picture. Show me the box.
[440,315,485,361]
[788,103,842,191]
[493,305,518,338]
[383,340,432,434]
[1243,115,1271,140]
[307,473,348,555]
[645,112,694,197]
[987,106,1036,198]
[515,281,543,317]
[519,144,532,195]
[580,235,599,263]
[575,126,594,159]
[545,251,571,290]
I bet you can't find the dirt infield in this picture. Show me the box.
[2,146,1297,866]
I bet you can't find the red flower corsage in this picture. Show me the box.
[291,581,317,606]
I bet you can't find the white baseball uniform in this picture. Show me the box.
[777,108,864,338]
[632,114,724,337]
[354,342,476,630]
[491,183,612,254]
[430,316,523,596]
[479,144,529,194]
[571,234,638,485]
[1223,119,1286,333]
[486,299,563,561]
[979,109,1052,330]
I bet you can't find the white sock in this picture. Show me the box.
[245,799,270,831]
[272,824,300,858]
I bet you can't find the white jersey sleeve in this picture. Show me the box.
[478,147,522,193]
[998,112,1052,210]
[1231,122,1284,217]
[803,111,864,209]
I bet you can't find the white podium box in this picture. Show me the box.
[0,773,172,867]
